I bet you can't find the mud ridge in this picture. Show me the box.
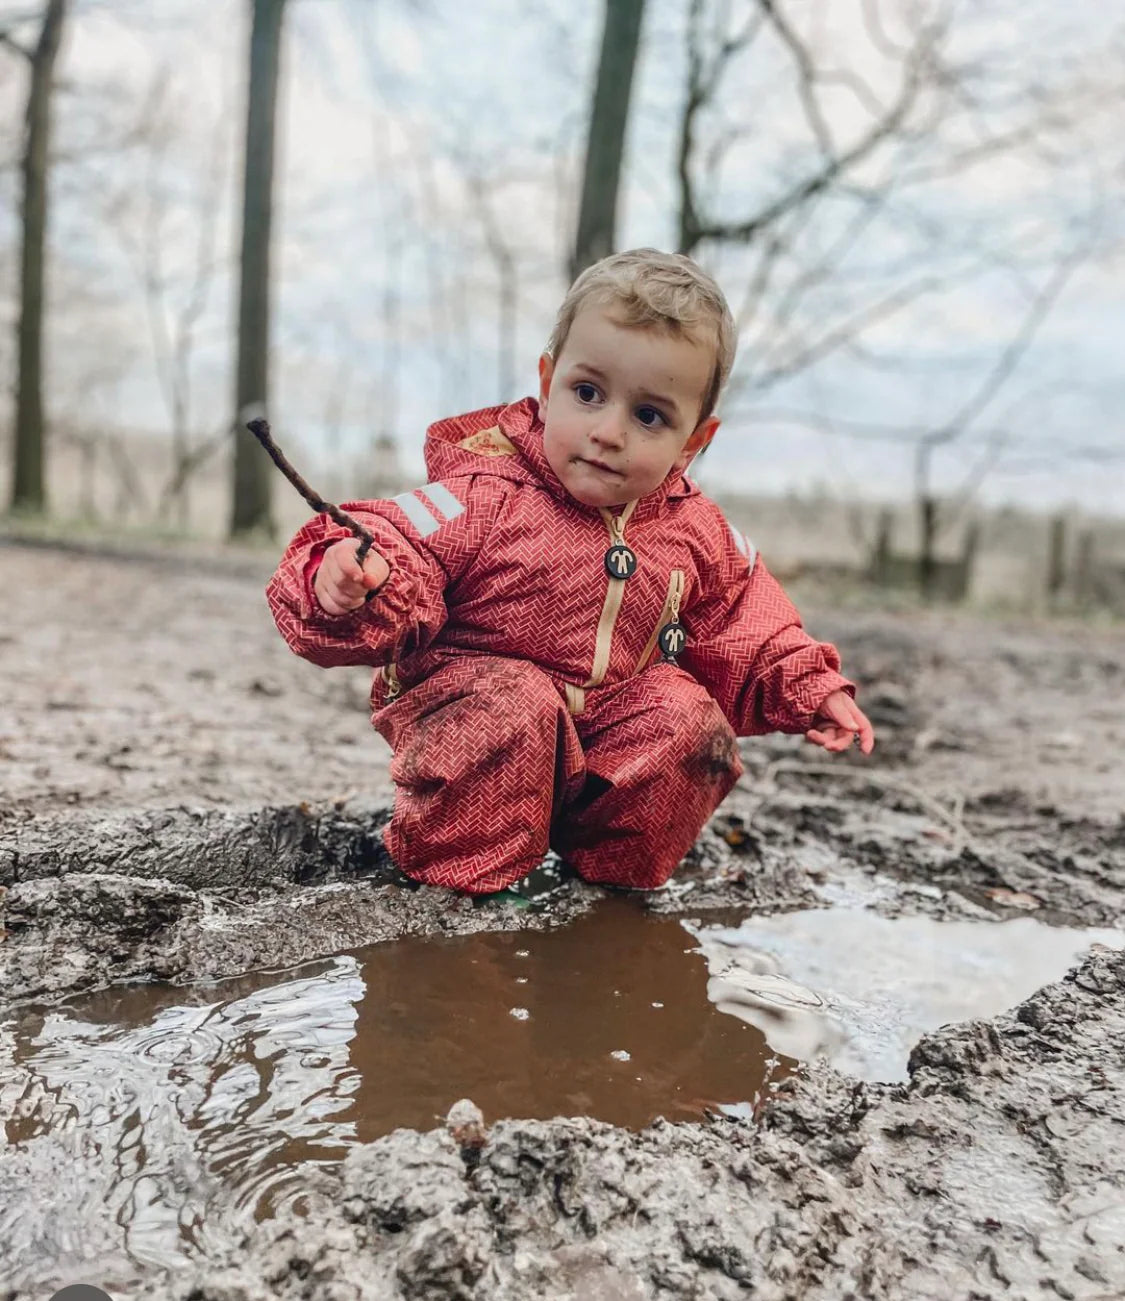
[0,803,604,1005]
[0,800,400,891]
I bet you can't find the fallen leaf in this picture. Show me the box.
[983,887,1041,910]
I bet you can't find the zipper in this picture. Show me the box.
[635,569,685,672]
[566,501,639,713]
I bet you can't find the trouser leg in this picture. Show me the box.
[374,656,584,893]
[552,662,742,889]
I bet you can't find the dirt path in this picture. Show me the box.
[2,536,1124,1299]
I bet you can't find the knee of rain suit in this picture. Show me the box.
[553,662,743,889]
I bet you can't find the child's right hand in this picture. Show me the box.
[314,538,390,614]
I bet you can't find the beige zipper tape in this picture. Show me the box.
[563,500,639,713]
[564,682,586,715]
[634,569,684,672]
[580,500,638,693]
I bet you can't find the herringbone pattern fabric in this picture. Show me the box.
[555,661,743,889]
[375,656,740,892]
[266,397,855,891]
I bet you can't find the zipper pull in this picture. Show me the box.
[659,573,686,662]
[603,512,637,580]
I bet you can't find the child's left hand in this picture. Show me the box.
[805,690,875,755]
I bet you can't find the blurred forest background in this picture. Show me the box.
[2,0,1124,613]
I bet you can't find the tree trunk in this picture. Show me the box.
[229,0,286,540]
[918,495,938,599]
[570,0,647,281]
[870,508,893,584]
[9,0,67,515]
[1046,513,1066,608]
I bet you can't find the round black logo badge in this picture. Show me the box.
[658,621,687,660]
[604,544,637,580]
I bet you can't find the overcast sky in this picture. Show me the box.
[1,0,1123,516]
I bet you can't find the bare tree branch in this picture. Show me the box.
[740,184,891,352]
[677,0,762,252]
[0,28,33,59]
[156,420,234,518]
[860,0,911,60]
[755,0,834,157]
[466,171,519,401]
[918,243,1090,459]
[740,272,952,392]
[689,52,928,250]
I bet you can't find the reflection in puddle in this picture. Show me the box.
[704,952,846,1063]
[692,910,1122,1081]
[0,899,788,1287]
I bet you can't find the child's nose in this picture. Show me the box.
[591,412,627,448]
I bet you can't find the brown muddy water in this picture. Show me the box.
[1,896,1120,1285]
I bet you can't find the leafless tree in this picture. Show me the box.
[229,0,287,540]
[3,0,68,515]
[466,174,520,401]
[673,0,1116,596]
[571,0,648,279]
[99,68,231,530]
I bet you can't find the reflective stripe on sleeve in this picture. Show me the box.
[392,484,466,537]
[420,482,466,523]
[727,520,757,570]
[392,492,441,537]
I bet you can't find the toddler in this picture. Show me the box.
[267,249,874,893]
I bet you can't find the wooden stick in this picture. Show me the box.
[246,418,374,562]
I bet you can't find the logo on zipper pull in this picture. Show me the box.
[658,620,686,661]
[604,543,637,579]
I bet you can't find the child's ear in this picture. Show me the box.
[677,416,719,469]
[537,353,555,409]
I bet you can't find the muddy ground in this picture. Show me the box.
[2,535,1124,1299]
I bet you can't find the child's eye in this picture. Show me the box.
[575,383,600,404]
[636,406,665,429]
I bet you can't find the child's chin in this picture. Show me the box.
[568,485,629,509]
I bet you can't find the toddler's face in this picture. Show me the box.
[538,305,719,509]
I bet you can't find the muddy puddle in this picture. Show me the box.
[691,906,1123,1080]
[0,899,788,1282]
[1,894,1119,1289]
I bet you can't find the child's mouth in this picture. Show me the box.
[579,458,624,478]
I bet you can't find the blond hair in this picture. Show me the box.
[546,248,736,422]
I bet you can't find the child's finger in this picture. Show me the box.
[847,704,876,755]
[821,694,876,756]
[360,553,390,590]
[338,553,364,583]
[807,724,857,752]
[323,565,366,608]
[805,727,846,750]
[324,540,363,584]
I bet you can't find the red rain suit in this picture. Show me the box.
[267,397,853,893]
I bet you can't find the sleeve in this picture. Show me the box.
[265,477,503,668]
[681,514,855,737]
